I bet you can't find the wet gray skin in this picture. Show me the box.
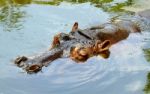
[15,32,96,74]
[14,9,150,74]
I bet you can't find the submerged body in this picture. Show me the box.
[14,10,150,74]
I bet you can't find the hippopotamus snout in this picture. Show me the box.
[14,56,28,67]
[14,56,42,74]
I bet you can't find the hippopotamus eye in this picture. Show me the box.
[62,36,71,41]
[88,41,92,45]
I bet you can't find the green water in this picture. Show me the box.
[0,0,150,94]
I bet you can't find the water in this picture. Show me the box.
[0,0,150,94]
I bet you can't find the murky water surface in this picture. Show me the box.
[0,0,150,94]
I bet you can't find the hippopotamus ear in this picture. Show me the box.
[94,40,111,53]
[49,34,60,50]
[137,9,150,20]
[71,22,78,32]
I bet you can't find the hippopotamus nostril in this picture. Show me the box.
[26,64,42,74]
[14,56,28,67]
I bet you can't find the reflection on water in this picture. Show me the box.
[124,0,150,12]
[32,0,134,12]
[144,72,150,94]
[144,48,150,94]
[0,0,26,31]
[0,0,134,32]
[0,0,6,6]
[144,49,150,62]
[13,0,32,4]
[0,0,150,94]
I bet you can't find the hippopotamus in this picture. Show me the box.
[14,9,150,74]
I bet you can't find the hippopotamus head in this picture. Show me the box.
[14,22,112,73]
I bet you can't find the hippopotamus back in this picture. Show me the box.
[138,9,150,20]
